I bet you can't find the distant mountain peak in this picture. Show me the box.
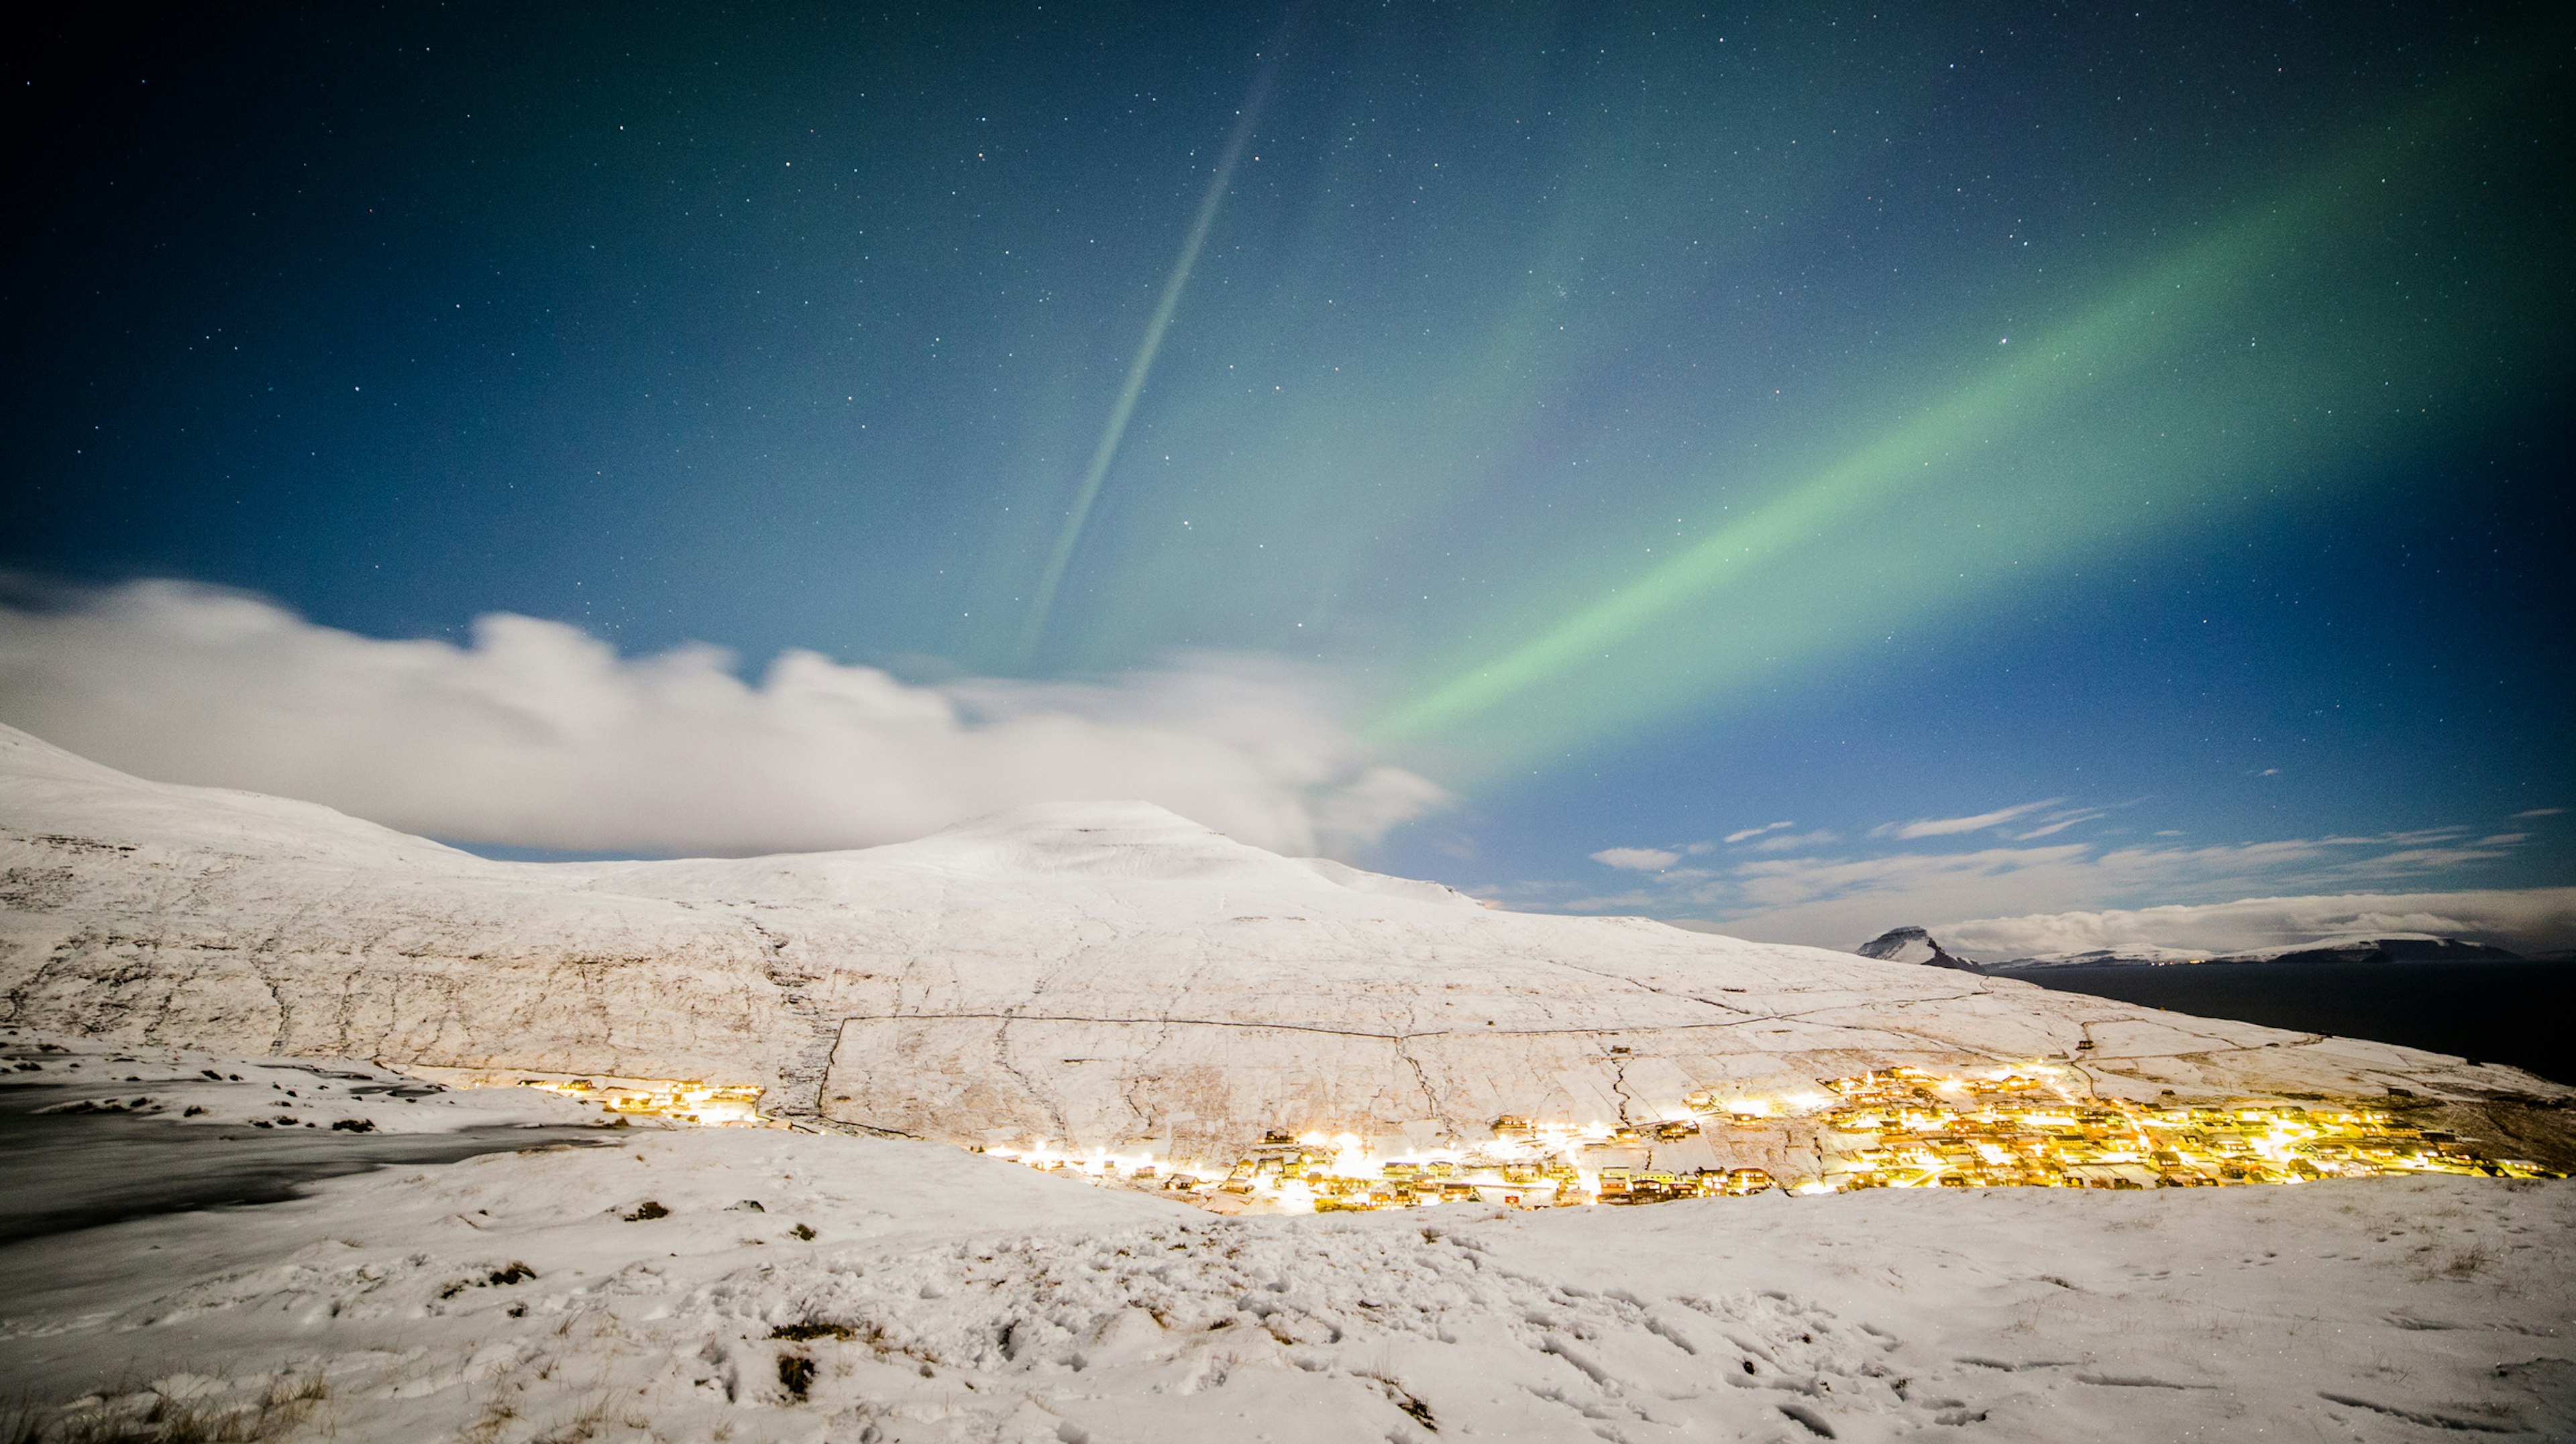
[1854,926,1980,971]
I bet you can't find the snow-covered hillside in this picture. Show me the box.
[2,724,2561,1172]
[4,1032,2571,1444]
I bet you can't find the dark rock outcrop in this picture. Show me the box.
[1854,926,1980,971]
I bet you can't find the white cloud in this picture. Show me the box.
[1750,829,1839,852]
[1870,799,2061,840]
[2514,808,2566,819]
[1591,847,1681,871]
[1723,820,1793,844]
[1549,816,2540,953]
[2012,810,2104,840]
[0,579,1448,859]
[1941,889,2576,960]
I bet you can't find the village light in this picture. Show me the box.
[396,1067,783,1127]
[421,1057,2560,1215]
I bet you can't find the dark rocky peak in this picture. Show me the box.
[1854,926,1980,971]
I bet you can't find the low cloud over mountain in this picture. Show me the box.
[0,578,1446,859]
[1941,889,2576,962]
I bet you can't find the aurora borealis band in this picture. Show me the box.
[1375,46,2570,774]
[3,3,2571,928]
[1018,52,1278,663]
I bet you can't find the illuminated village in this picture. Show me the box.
[983,1064,2563,1212]
[402,1067,780,1127]
[414,1060,2559,1209]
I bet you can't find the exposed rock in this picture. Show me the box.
[1853,926,1980,971]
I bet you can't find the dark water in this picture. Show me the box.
[1988,960,2576,1087]
[0,1087,616,1243]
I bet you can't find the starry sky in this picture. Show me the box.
[5,3,2571,947]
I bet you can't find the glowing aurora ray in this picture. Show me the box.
[1370,55,2567,771]
[1018,62,1277,662]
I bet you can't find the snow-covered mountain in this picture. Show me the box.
[1857,921,2532,970]
[1852,926,1978,971]
[1972,934,2526,968]
[1,724,2554,1164]
[2214,935,2522,966]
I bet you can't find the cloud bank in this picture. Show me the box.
[0,579,1448,859]
[1591,847,1680,871]
[1941,889,2576,960]
[1552,799,2564,954]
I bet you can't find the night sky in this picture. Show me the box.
[5,3,2570,947]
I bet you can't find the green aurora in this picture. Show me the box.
[1361,48,2571,781]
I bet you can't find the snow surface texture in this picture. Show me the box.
[2,1034,2571,1443]
[0,1038,592,1133]
[1,723,2563,1173]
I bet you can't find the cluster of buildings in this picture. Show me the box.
[433,1059,2556,1203]
[983,1062,2558,1212]
[985,1127,1740,1211]
[1190,1127,1783,1211]
[497,1074,775,1126]
[1807,1066,2554,1190]
[984,1117,1778,1211]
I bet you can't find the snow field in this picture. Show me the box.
[7,725,2576,1440]
[3,1111,2569,1443]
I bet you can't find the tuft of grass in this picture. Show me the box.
[15,1373,327,1444]
[767,1321,855,1342]
[621,1201,668,1222]
[2439,1242,2495,1280]
[775,1355,816,1402]
[1354,1359,1436,1433]
[523,1392,618,1444]
[437,1262,539,1300]
[460,1398,515,1444]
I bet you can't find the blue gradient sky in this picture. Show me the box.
[5,3,2569,946]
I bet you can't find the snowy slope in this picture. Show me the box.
[3,723,2561,1169]
[3,1033,2569,1443]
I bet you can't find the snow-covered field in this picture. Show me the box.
[3,1033,2569,1443]
[7,723,2576,1439]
